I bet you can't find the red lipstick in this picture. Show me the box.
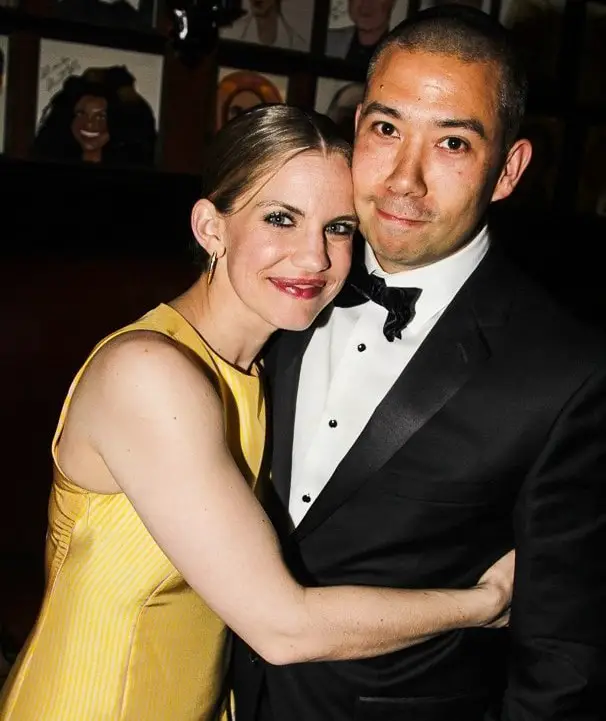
[269,277,325,300]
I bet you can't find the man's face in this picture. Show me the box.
[349,0,396,33]
[353,48,510,271]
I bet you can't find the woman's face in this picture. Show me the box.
[71,95,110,152]
[219,150,356,333]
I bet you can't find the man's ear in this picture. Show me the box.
[491,138,533,203]
[191,199,226,258]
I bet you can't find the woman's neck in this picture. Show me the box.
[170,275,272,372]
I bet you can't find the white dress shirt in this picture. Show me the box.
[289,228,490,527]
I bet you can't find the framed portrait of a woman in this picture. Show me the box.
[34,39,164,167]
[216,66,288,130]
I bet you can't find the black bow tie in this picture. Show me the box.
[335,263,422,342]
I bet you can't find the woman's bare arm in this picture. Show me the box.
[76,333,511,666]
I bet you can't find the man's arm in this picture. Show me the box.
[504,366,606,720]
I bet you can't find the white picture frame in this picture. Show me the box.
[220,0,314,53]
[37,39,164,126]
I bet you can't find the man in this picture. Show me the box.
[233,5,606,720]
[221,0,307,52]
[326,0,397,66]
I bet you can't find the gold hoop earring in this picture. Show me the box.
[207,252,218,287]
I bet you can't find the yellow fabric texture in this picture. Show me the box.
[0,304,266,720]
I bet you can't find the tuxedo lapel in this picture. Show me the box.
[268,326,315,509]
[293,249,511,542]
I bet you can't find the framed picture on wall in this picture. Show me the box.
[0,34,7,153]
[500,0,564,98]
[325,0,409,66]
[508,115,563,209]
[315,77,364,143]
[50,0,158,31]
[577,125,606,217]
[578,2,606,105]
[216,66,288,130]
[34,39,164,168]
[219,0,313,53]
[419,0,491,11]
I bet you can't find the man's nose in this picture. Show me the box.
[385,144,428,198]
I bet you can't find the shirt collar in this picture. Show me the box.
[364,226,490,326]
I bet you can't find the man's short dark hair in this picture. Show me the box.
[367,5,528,153]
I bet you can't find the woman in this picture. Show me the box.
[32,68,157,167]
[0,105,513,720]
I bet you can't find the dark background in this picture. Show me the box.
[0,0,604,650]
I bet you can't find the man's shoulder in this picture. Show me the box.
[480,249,606,372]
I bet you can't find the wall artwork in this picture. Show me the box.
[216,67,288,130]
[315,77,364,143]
[508,115,563,209]
[419,0,491,11]
[0,35,7,153]
[325,0,409,66]
[220,0,313,52]
[500,0,564,96]
[34,39,164,167]
[578,2,606,104]
[51,0,157,31]
[578,125,606,217]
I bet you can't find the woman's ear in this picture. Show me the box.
[191,199,227,258]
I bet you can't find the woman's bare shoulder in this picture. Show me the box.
[81,329,222,418]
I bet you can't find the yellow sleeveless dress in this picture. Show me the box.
[0,304,266,721]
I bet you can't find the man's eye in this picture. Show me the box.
[372,121,398,137]
[264,211,294,227]
[438,137,469,152]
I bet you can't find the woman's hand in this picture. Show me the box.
[472,549,515,629]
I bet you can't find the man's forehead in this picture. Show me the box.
[367,48,500,104]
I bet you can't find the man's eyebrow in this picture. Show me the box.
[359,101,402,121]
[436,118,487,139]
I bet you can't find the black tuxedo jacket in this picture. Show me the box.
[233,245,606,721]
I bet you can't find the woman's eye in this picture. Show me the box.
[438,137,469,152]
[264,211,294,227]
[325,222,357,237]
